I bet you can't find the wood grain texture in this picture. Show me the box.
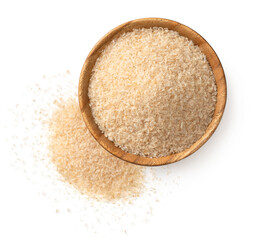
[78,18,227,166]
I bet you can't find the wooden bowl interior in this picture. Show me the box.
[79,18,226,166]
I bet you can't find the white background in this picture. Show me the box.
[1,0,256,239]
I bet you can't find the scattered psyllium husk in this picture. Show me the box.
[9,72,180,237]
[48,98,144,201]
[88,27,217,158]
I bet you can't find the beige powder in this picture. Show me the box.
[48,98,144,201]
[88,27,217,157]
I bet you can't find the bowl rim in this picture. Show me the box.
[78,17,227,166]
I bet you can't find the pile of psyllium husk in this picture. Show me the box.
[49,98,144,201]
[89,27,217,157]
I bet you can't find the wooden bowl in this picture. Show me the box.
[78,18,227,166]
